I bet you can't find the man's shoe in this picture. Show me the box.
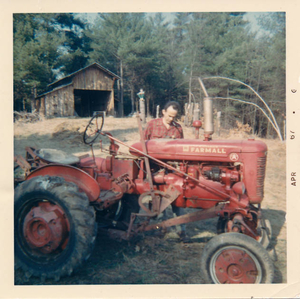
[179,231,191,243]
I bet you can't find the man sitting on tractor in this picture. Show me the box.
[144,101,188,241]
[144,101,184,140]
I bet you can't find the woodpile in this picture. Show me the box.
[14,110,42,123]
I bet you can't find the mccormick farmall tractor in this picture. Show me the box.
[14,85,274,284]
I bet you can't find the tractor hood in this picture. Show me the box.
[129,138,267,162]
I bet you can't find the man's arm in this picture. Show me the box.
[178,126,184,139]
[173,122,184,139]
[179,125,184,138]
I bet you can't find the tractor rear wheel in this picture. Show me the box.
[200,233,274,284]
[14,176,97,282]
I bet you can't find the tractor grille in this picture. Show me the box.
[257,156,267,198]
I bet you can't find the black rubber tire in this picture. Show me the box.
[14,176,97,282]
[200,233,274,284]
[117,194,140,224]
[216,216,228,234]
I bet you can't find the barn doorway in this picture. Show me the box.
[74,89,111,117]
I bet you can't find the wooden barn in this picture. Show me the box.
[34,63,120,117]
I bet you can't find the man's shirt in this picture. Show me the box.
[144,118,184,140]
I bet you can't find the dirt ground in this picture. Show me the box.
[14,116,286,285]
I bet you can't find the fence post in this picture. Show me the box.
[217,111,221,136]
[184,103,189,126]
[193,103,200,121]
[137,89,146,124]
[140,99,146,124]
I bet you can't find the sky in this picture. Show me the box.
[244,12,269,34]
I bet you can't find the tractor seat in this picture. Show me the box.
[35,148,80,165]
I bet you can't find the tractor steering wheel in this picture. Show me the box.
[83,112,105,145]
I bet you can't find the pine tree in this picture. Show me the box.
[13,13,66,111]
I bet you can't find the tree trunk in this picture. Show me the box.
[256,64,262,92]
[252,97,257,134]
[131,86,135,115]
[225,88,229,129]
[242,106,244,124]
[117,78,121,103]
[188,76,192,105]
[184,103,188,126]
[146,97,150,118]
[217,111,221,136]
[156,105,160,118]
[119,60,124,117]
[189,103,194,126]
[266,102,273,138]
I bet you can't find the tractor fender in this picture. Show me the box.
[26,164,100,202]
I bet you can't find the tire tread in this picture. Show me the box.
[14,176,97,282]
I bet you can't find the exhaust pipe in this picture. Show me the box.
[204,96,214,140]
[198,77,214,141]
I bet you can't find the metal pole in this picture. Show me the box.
[198,77,209,97]
[136,113,159,213]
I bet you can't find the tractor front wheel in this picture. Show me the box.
[14,176,97,282]
[200,233,274,284]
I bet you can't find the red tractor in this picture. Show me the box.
[14,97,274,284]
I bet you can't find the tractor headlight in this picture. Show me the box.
[232,182,246,195]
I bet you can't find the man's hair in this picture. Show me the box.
[163,101,180,112]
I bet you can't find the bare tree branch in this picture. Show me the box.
[201,76,283,141]
[215,97,280,138]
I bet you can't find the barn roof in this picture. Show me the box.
[48,62,120,88]
[36,83,73,99]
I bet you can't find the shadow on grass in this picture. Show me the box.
[262,208,286,283]
[262,208,286,241]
